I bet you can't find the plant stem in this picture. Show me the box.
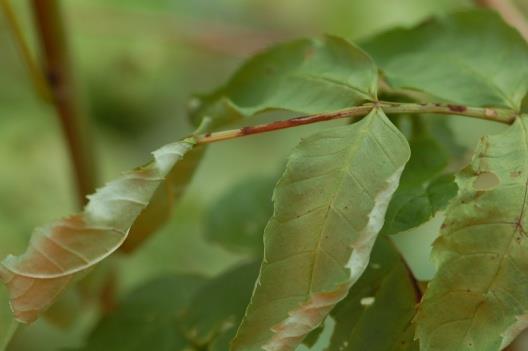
[31,0,96,206]
[0,0,51,101]
[194,102,517,145]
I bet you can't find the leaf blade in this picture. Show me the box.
[231,108,410,351]
[190,35,378,128]
[415,116,528,350]
[363,9,528,110]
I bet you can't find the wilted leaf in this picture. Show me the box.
[189,35,378,128]
[0,138,198,323]
[382,131,457,235]
[323,237,419,351]
[231,108,410,351]
[182,262,260,347]
[416,116,528,350]
[122,146,205,252]
[205,177,275,255]
[363,9,528,110]
[80,274,206,351]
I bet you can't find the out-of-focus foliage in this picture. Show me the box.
[205,177,275,255]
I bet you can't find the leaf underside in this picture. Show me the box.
[0,139,197,323]
[416,116,528,351]
[231,109,410,351]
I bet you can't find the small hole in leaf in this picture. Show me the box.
[473,172,500,191]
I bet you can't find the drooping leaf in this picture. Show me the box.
[182,262,260,348]
[205,177,275,255]
[382,130,457,235]
[416,116,528,350]
[80,274,206,351]
[189,35,378,128]
[323,237,419,351]
[0,138,198,323]
[121,146,205,252]
[231,108,410,351]
[363,9,528,110]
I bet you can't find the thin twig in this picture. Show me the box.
[0,0,51,101]
[194,102,517,145]
[476,0,528,41]
[31,0,97,206]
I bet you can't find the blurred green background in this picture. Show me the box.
[0,0,520,349]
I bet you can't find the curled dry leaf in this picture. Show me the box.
[0,138,197,323]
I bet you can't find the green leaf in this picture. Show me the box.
[0,138,199,323]
[231,108,410,351]
[382,131,457,235]
[363,9,528,110]
[324,237,419,351]
[205,177,275,255]
[182,262,260,348]
[416,116,528,350]
[189,35,378,128]
[426,119,466,158]
[81,274,206,351]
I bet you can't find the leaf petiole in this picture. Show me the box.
[194,101,517,145]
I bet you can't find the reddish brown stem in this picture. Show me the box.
[31,0,96,206]
[195,102,516,145]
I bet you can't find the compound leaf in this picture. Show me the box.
[189,35,378,128]
[363,9,528,111]
[416,116,528,350]
[0,138,198,323]
[231,108,410,351]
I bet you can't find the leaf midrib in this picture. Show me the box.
[306,112,394,295]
